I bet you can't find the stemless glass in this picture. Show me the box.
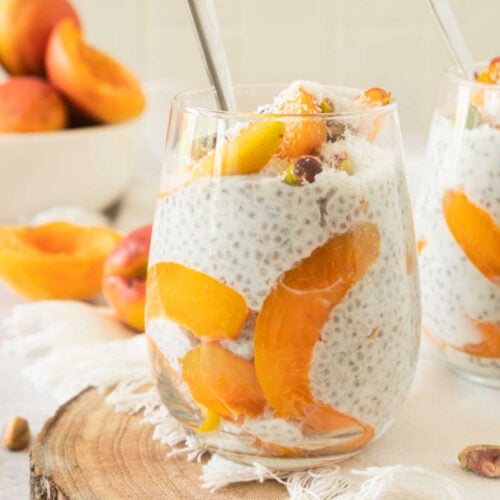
[146,84,420,468]
[416,66,500,388]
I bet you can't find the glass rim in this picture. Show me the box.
[172,83,397,120]
[445,61,500,90]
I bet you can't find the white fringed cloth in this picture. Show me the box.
[1,301,467,499]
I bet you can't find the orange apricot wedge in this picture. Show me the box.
[461,318,500,359]
[416,237,427,254]
[275,86,327,160]
[443,190,500,285]
[181,344,234,419]
[254,223,380,447]
[0,221,121,299]
[147,262,248,340]
[182,342,266,421]
[355,87,392,142]
[425,318,500,359]
[193,120,285,177]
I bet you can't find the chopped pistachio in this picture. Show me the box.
[2,416,30,451]
[458,444,500,478]
[337,158,354,175]
[326,120,345,142]
[282,162,300,186]
[191,134,217,161]
[466,105,481,129]
[320,98,334,113]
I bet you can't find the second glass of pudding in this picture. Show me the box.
[416,62,500,387]
[147,82,420,468]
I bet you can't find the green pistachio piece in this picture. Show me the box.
[337,157,355,175]
[282,162,300,186]
[320,98,334,113]
[466,104,481,129]
[458,444,500,478]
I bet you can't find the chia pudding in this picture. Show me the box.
[147,82,420,466]
[416,60,500,387]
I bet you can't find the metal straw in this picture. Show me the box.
[427,0,475,80]
[185,0,236,111]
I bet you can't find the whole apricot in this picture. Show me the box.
[0,0,80,76]
[0,76,68,132]
[102,224,152,332]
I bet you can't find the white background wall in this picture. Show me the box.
[71,0,500,142]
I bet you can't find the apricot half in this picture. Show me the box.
[0,0,80,75]
[0,76,67,132]
[46,19,145,124]
[181,342,266,421]
[0,221,121,299]
[276,86,327,160]
[147,262,248,340]
[254,223,380,446]
[443,190,500,284]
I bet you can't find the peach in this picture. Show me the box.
[147,262,249,340]
[254,223,380,447]
[0,0,79,76]
[0,76,67,132]
[102,224,152,332]
[46,19,145,124]
[0,221,121,299]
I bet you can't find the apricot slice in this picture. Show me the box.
[147,262,248,340]
[181,344,232,419]
[181,342,266,421]
[193,120,285,177]
[461,318,500,359]
[416,237,427,254]
[46,19,145,124]
[275,86,327,160]
[359,87,392,107]
[443,190,500,285]
[355,87,392,142]
[425,318,500,359]
[476,57,500,85]
[254,223,380,447]
[0,221,121,299]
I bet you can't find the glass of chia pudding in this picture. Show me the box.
[146,82,420,468]
[416,59,500,388]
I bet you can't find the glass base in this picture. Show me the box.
[440,350,500,389]
[202,445,359,471]
[448,363,500,389]
[150,344,374,469]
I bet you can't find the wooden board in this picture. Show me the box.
[30,387,287,499]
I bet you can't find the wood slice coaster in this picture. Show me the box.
[30,387,288,499]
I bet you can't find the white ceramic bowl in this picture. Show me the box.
[0,118,140,223]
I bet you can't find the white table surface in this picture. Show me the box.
[1,152,499,499]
